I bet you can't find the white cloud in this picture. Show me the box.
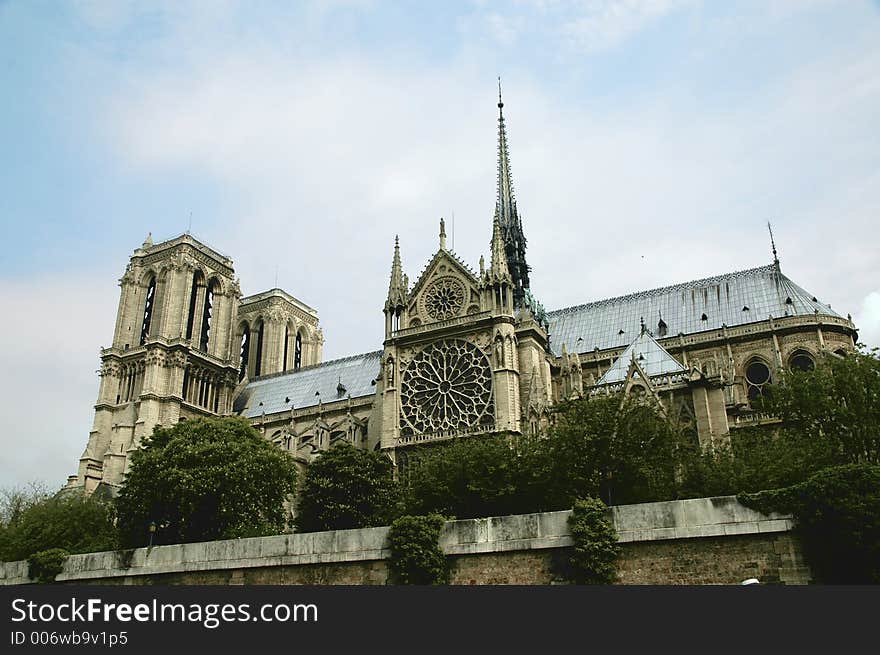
[855,292,880,351]
[560,0,697,51]
[0,273,117,489]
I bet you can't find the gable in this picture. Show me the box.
[404,250,481,328]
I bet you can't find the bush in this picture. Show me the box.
[567,498,620,584]
[387,514,448,585]
[27,548,69,584]
[0,492,116,562]
[295,442,398,533]
[115,417,297,547]
[739,464,880,583]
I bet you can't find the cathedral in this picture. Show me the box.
[68,92,859,496]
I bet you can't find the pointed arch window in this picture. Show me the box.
[199,279,217,351]
[238,323,250,381]
[254,320,265,377]
[294,331,303,370]
[185,271,203,340]
[140,275,156,345]
[283,325,290,372]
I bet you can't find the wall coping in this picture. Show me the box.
[0,496,792,585]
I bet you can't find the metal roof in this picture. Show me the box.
[235,351,382,418]
[547,264,839,357]
[597,330,687,385]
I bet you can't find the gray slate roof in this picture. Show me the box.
[547,264,839,357]
[235,263,841,416]
[597,330,687,385]
[235,351,382,419]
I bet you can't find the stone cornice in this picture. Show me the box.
[239,287,319,319]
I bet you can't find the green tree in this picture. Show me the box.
[115,417,297,547]
[544,395,682,507]
[402,436,523,519]
[739,464,880,583]
[294,442,398,532]
[0,491,116,562]
[680,347,880,499]
[759,347,880,465]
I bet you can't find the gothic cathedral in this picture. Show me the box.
[69,92,859,496]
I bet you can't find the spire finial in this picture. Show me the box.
[439,217,447,250]
[497,76,503,111]
[386,235,405,309]
[768,221,779,269]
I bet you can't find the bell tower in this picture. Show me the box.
[73,233,241,494]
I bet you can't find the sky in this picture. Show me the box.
[1,0,879,491]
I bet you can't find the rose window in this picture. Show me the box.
[400,339,494,437]
[423,277,466,321]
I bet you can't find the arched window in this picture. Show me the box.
[254,320,265,377]
[140,275,156,345]
[283,324,290,372]
[199,279,217,351]
[745,358,772,402]
[185,271,204,340]
[238,323,250,381]
[294,331,303,370]
[789,350,815,373]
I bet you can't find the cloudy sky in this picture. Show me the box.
[1,0,878,490]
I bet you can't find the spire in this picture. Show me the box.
[386,235,406,309]
[493,78,530,306]
[768,221,780,270]
[495,77,517,230]
[439,217,447,250]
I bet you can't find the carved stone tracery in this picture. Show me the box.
[422,277,466,321]
[399,339,494,437]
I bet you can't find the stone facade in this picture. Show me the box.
[67,94,858,495]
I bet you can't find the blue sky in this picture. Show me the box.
[1,0,879,490]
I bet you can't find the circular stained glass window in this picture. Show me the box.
[400,339,493,437]
[423,277,466,321]
[746,359,772,402]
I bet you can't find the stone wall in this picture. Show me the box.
[0,496,811,586]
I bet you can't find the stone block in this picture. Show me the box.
[538,511,571,538]
[259,535,290,558]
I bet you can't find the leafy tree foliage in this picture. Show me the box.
[403,396,685,517]
[760,347,880,465]
[0,490,116,562]
[567,498,620,584]
[115,417,297,547]
[680,347,880,498]
[543,395,682,507]
[294,442,398,532]
[739,464,880,583]
[402,436,524,519]
[387,514,449,585]
[27,548,70,584]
